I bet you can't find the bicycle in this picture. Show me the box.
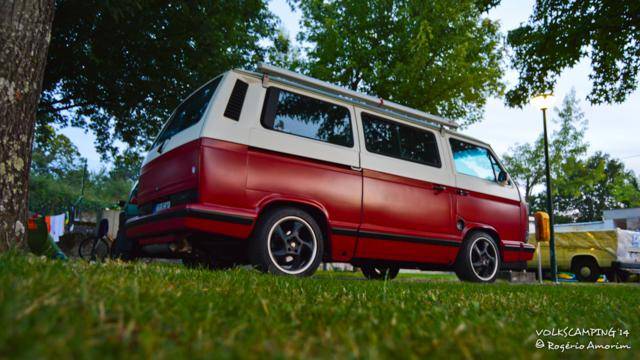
[78,218,112,261]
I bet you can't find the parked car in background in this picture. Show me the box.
[124,64,534,282]
[528,229,640,282]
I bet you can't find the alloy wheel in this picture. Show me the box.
[267,216,318,275]
[470,237,498,281]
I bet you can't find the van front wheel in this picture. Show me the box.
[250,207,323,277]
[455,232,500,283]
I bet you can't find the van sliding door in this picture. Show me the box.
[355,110,459,264]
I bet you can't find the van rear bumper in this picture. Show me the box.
[502,241,536,262]
[125,204,255,243]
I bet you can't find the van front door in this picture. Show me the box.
[447,137,522,245]
[355,111,459,264]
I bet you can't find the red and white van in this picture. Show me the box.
[126,64,534,282]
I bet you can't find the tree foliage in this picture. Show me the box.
[569,152,640,222]
[268,29,304,70]
[31,124,84,178]
[39,0,278,157]
[507,0,640,107]
[295,0,504,125]
[503,90,587,204]
[503,91,640,222]
[29,129,135,215]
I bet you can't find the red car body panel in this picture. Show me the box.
[356,169,459,264]
[127,138,535,266]
[137,139,200,205]
[457,189,523,244]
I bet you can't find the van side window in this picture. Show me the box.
[153,76,222,147]
[450,139,502,181]
[362,113,441,168]
[261,87,354,147]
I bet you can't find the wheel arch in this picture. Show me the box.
[256,198,332,259]
[570,254,601,269]
[461,225,503,261]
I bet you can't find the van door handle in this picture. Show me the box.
[433,184,446,191]
[457,189,469,196]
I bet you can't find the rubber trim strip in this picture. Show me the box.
[503,244,536,253]
[331,227,460,247]
[331,227,359,237]
[126,208,254,228]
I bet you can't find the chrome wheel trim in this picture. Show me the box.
[469,236,499,281]
[267,216,318,275]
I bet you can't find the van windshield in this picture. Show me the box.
[152,76,222,148]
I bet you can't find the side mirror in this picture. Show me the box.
[497,170,509,185]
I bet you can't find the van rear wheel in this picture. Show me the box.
[250,207,323,277]
[455,231,500,283]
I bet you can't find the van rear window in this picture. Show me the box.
[153,76,221,147]
[260,87,354,147]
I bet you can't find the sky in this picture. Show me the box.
[64,0,640,174]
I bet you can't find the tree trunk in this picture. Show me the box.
[0,0,55,251]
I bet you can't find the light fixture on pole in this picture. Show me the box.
[531,92,557,283]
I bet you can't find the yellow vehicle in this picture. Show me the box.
[527,231,617,282]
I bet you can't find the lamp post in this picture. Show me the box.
[531,93,557,283]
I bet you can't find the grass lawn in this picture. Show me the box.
[1,253,638,359]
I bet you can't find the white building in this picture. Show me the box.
[603,208,640,231]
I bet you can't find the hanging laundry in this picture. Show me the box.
[48,213,66,242]
[27,216,68,260]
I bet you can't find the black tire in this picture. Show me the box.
[361,264,400,280]
[616,270,630,283]
[78,237,95,260]
[111,212,135,260]
[78,237,110,261]
[571,257,600,282]
[92,238,110,261]
[455,231,501,283]
[249,207,323,277]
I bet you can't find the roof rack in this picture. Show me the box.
[257,63,458,129]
